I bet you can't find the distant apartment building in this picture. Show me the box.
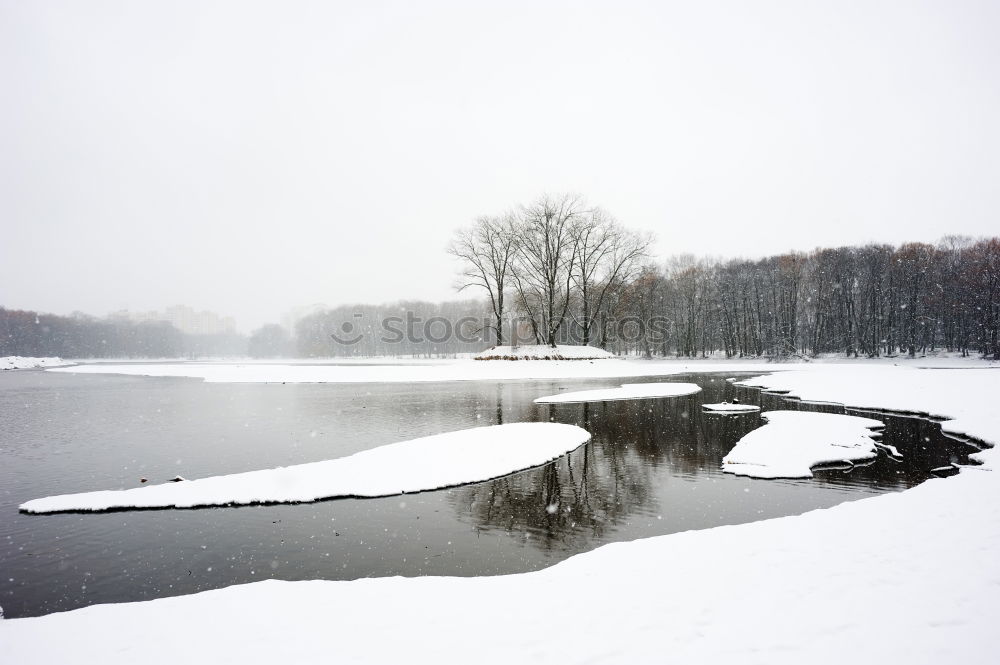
[112,305,237,335]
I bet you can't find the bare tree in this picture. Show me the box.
[514,194,586,347]
[970,238,1000,359]
[447,214,519,346]
[571,209,652,346]
[893,242,936,357]
[663,255,714,358]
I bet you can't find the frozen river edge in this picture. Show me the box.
[2,363,999,664]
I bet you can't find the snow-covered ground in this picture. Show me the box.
[46,353,997,383]
[19,423,590,513]
[721,410,884,478]
[4,363,999,664]
[533,381,701,404]
[46,358,775,383]
[474,344,617,360]
[1,356,67,370]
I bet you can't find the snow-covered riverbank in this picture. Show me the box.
[3,364,998,664]
[0,356,68,370]
[474,344,617,360]
[44,353,998,383]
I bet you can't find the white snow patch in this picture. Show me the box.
[45,355,997,384]
[2,365,1000,663]
[702,402,761,413]
[19,423,590,513]
[474,345,617,360]
[534,382,701,404]
[44,359,751,383]
[1,356,69,370]
[874,442,903,459]
[722,410,883,478]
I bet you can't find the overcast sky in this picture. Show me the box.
[2,0,998,331]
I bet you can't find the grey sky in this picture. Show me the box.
[2,0,998,331]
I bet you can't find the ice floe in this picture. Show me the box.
[874,441,903,459]
[19,423,590,513]
[702,402,760,413]
[721,410,884,478]
[534,382,701,404]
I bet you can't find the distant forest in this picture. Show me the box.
[0,309,249,359]
[4,233,999,361]
[296,231,1000,360]
[608,236,1000,360]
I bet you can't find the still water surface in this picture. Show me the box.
[0,368,973,617]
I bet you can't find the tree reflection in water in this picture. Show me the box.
[452,375,759,551]
[452,374,976,555]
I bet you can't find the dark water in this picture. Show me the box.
[0,369,975,618]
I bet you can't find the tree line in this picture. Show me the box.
[449,196,1000,359]
[0,308,249,358]
[604,236,1000,360]
[0,301,491,359]
[294,300,492,357]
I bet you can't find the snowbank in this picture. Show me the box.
[702,402,760,413]
[1,356,68,370]
[721,410,883,478]
[474,344,616,360]
[19,423,590,513]
[47,354,996,384]
[2,365,999,663]
[45,359,744,383]
[534,381,701,404]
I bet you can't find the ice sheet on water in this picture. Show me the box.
[702,402,760,413]
[534,382,701,404]
[722,410,884,478]
[20,423,590,513]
